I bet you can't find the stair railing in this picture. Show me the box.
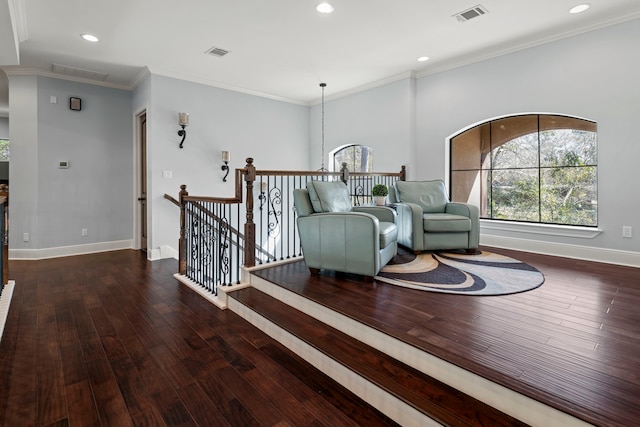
[165,158,405,296]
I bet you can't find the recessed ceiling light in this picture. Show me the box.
[569,4,590,14]
[81,33,99,42]
[316,2,335,14]
[417,56,430,62]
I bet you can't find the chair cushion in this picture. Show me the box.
[293,189,315,217]
[379,221,398,249]
[395,180,449,213]
[423,213,471,232]
[307,181,352,213]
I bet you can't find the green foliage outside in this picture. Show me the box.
[489,129,597,226]
[0,139,8,161]
[333,144,373,172]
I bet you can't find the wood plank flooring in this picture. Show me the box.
[0,250,397,427]
[252,246,640,427]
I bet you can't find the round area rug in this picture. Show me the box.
[375,250,544,296]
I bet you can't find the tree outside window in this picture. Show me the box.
[332,144,373,172]
[450,114,597,226]
[0,139,8,161]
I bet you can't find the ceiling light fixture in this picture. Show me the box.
[80,33,99,42]
[417,56,430,62]
[316,2,335,14]
[569,4,590,14]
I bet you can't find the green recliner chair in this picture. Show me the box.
[293,181,398,279]
[388,180,479,253]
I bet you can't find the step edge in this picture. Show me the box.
[244,274,593,427]
[227,295,443,427]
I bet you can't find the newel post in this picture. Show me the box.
[340,162,349,184]
[244,158,256,268]
[178,184,188,275]
[400,165,407,181]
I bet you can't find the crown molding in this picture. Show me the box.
[8,0,28,42]
[1,66,131,91]
[309,71,417,106]
[417,12,640,80]
[148,66,309,106]
[129,67,151,91]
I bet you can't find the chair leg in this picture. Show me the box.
[363,275,374,283]
[309,267,320,275]
[466,248,480,255]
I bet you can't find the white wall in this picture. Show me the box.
[415,18,640,254]
[142,75,309,254]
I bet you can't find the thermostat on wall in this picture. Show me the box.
[58,161,70,169]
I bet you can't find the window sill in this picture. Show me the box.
[480,219,602,239]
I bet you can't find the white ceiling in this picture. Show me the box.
[2,0,640,112]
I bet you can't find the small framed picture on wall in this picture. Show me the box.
[69,97,82,111]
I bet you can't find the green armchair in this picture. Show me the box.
[294,181,398,279]
[389,180,479,253]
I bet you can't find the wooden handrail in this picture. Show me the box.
[163,194,180,207]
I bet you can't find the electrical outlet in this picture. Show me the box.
[23,232,29,242]
[81,228,88,236]
[622,226,632,238]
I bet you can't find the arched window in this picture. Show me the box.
[450,114,597,226]
[330,144,373,172]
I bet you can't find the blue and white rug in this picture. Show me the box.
[376,251,544,296]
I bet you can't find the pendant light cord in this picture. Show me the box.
[319,82,327,171]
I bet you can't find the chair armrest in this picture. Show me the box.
[392,202,424,251]
[446,202,477,218]
[297,212,383,276]
[352,206,397,223]
[446,202,480,248]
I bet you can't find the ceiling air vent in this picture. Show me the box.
[51,63,109,81]
[205,46,230,57]
[453,4,489,23]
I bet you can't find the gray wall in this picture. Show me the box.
[309,78,415,174]
[9,76,133,250]
[415,18,640,253]
[140,75,310,253]
[7,17,640,259]
[0,117,8,137]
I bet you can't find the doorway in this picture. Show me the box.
[137,112,147,251]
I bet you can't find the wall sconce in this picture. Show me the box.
[258,181,268,210]
[178,113,189,148]
[221,150,230,182]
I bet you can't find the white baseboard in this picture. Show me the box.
[147,245,178,261]
[9,240,134,260]
[481,234,640,268]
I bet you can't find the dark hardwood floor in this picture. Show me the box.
[2,247,639,427]
[0,251,398,427]
[252,246,640,427]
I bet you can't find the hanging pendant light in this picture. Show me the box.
[319,82,327,171]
